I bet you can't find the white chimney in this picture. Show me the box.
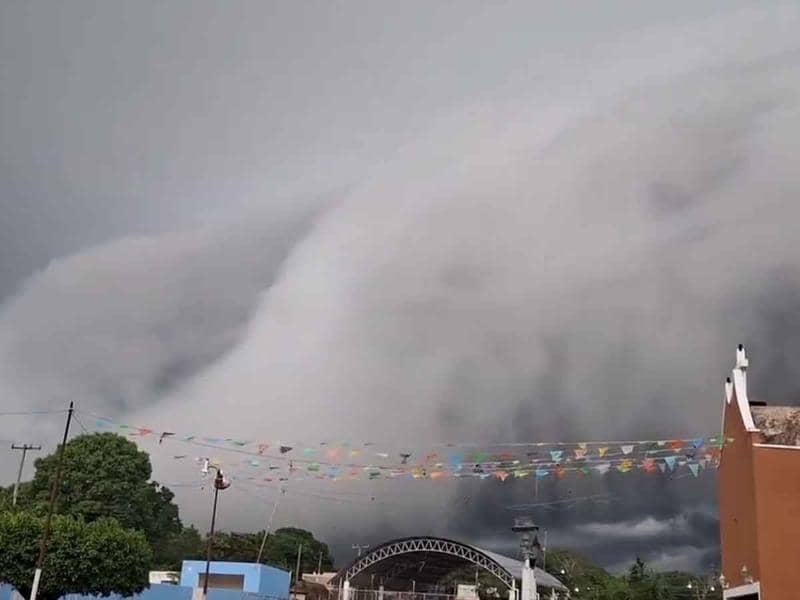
[736,344,749,370]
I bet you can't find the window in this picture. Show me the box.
[199,574,246,590]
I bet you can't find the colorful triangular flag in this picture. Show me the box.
[594,463,611,474]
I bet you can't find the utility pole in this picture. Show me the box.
[30,402,74,600]
[256,490,283,564]
[203,467,230,599]
[542,529,547,572]
[10,443,41,506]
[294,543,303,598]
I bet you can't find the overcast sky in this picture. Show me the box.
[2,1,800,574]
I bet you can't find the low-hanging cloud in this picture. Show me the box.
[2,5,800,572]
[0,201,323,442]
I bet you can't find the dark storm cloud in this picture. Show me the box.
[448,467,721,572]
[2,0,800,575]
[736,277,800,404]
[0,203,321,414]
[0,0,778,302]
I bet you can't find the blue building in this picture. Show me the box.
[180,561,291,599]
[2,561,291,600]
[0,583,23,600]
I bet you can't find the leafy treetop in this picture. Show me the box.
[28,433,181,564]
[0,511,151,600]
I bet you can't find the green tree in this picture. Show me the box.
[0,481,33,512]
[208,531,263,563]
[627,557,649,584]
[0,486,12,512]
[153,525,204,571]
[261,527,335,575]
[545,548,614,596]
[0,511,151,600]
[625,558,670,600]
[657,572,722,600]
[204,527,334,575]
[596,576,634,600]
[28,433,181,566]
[543,552,723,600]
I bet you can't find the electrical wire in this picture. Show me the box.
[0,409,67,416]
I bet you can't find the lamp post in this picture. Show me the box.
[202,465,230,599]
[512,516,541,600]
[718,574,728,591]
[741,565,753,585]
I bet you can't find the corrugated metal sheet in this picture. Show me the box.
[477,548,566,591]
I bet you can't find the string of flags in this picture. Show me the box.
[82,410,728,483]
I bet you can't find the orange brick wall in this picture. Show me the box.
[753,445,800,599]
[718,399,761,587]
[718,389,800,599]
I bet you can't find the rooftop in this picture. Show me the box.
[331,537,566,592]
[751,405,800,446]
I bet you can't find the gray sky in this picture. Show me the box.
[0,0,766,300]
[2,0,800,573]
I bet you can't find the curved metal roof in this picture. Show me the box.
[329,536,566,592]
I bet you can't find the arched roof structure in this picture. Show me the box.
[329,537,566,592]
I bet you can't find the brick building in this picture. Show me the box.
[718,345,800,600]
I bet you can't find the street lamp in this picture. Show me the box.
[512,516,542,566]
[512,517,541,600]
[741,565,753,585]
[202,462,231,598]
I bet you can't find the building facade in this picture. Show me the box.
[718,346,800,599]
[180,561,290,599]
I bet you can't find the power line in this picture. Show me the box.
[0,409,67,416]
[72,413,90,435]
[505,494,612,511]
